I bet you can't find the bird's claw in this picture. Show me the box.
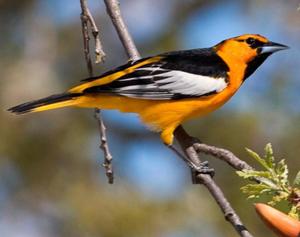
[193,161,215,177]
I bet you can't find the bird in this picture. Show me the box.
[9,34,288,146]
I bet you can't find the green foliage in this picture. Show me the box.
[237,143,300,219]
[293,171,300,186]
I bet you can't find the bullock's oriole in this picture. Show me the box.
[9,34,288,145]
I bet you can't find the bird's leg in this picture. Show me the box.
[168,144,196,168]
[183,135,202,147]
[167,144,215,180]
[172,127,216,183]
[173,134,215,179]
[194,161,215,176]
[185,136,215,180]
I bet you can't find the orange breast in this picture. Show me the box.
[75,53,247,145]
[75,71,244,133]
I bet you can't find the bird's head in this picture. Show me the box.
[214,34,288,79]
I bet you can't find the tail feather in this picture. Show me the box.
[8,93,82,114]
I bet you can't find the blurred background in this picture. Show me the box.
[0,0,299,236]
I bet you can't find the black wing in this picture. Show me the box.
[83,48,229,100]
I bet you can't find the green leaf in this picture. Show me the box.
[240,183,272,199]
[237,170,272,179]
[236,170,247,178]
[268,191,289,206]
[264,143,275,169]
[237,169,279,190]
[276,159,289,187]
[239,143,300,217]
[288,205,299,220]
[293,171,300,187]
[245,148,269,170]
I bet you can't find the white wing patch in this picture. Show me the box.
[116,70,228,99]
[87,68,228,100]
[156,70,227,96]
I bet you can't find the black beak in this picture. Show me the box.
[259,41,289,54]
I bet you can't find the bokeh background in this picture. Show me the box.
[1,0,299,236]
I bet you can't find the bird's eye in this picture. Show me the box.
[246,37,256,45]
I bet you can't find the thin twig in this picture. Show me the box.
[193,143,254,171]
[193,142,272,186]
[94,108,114,183]
[202,176,251,236]
[80,0,105,65]
[80,2,93,76]
[95,109,114,183]
[103,0,254,235]
[80,0,114,183]
[103,0,140,60]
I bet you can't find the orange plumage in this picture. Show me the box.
[9,34,288,145]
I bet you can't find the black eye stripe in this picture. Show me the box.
[237,38,266,48]
[246,37,255,44]
[244,38,265,49]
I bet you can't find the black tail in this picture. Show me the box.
[8,93,82,114]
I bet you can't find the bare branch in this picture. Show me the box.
[193,143,254,171]
[174,126,254,237]
[80,0,105,65]
[80,2,93,76]
[95,109,114,183]
[193,142,271,186]
[103,0,140,60]
[202,175,251,236]
[80,0,113,183]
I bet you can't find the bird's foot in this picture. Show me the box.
[193,161,215,177]
[191,161,214,184]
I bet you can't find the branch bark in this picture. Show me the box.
[80,0,105,67]
[103,0,140,60]
[193,143,254,171]
[103,0,254,235]
[174,126,253,237]
[80,0,114,184]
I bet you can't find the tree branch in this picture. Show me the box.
[103,0,254,235]
[103,0,140,60]
[95,109,114,183]
[193,140,269,186]
[80,0,114,184]
[193,143,254,171]
[80,0,105,66]
[80,1,93,76]
[174,126,253,237]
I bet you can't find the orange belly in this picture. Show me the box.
[75,83,239,144]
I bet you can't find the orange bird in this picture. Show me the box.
[9,34,288,145]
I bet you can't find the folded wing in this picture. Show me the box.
[82,48,229,100]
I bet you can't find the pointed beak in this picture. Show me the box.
[259,41,289,54]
